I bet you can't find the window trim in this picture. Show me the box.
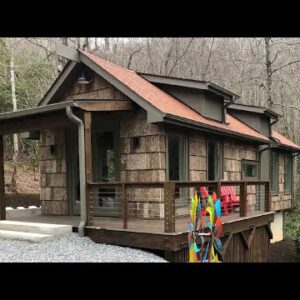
[271,150,279,195]
[241,159,259,181]
[284,153,293,195]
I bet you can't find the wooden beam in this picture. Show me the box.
[0,113,72,135]
[84,112,93,226]
[164,182,175,233]
[0,136,5,220]
[74,100,136,112]
[221,233,233,258]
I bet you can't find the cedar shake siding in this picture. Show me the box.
[39,129,68,215]
[271,152,292,211]
[120,109,166,219]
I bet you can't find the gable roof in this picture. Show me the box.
[272,130,300,151]
[78,50,269,143]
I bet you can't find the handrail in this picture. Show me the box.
[86,180,271,232]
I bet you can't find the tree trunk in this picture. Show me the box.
[265,37,273,109]
[104,38,110,52]
[57,37,69,73]
[9,46,19,193]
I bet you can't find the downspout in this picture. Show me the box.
[66,107,86,237]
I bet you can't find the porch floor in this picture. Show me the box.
[7,211,270,234]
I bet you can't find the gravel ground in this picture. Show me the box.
[0,233,167,263]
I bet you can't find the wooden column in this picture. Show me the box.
[217,181,222,200]
[84,112,93,226]
[264,181,271,212]
[0,136,5,220]
[240,182,247,217]
[122,183,128,229]
[164,182,175,233]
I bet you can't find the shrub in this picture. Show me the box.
[295,227,300,257]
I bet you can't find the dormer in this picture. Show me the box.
[140,73,239,123]
[227,103,280,137]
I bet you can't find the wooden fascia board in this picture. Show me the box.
[73,100,136,111]
[38,61,78,106]
[163,114,271,145]
[79,53,164,123]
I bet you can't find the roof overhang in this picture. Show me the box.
[228,103,281,119]
[163,114,270,145]
[270,136,300,153]
[139,73,239,102]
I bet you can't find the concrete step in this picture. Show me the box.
[0,220,72,235]
[0,229,54,243]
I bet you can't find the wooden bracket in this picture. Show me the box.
[240,226,256,249]
[222,233,233,257]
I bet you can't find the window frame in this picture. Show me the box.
[284,153,293,195]
[241,159,259,181]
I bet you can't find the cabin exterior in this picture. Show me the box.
[0,46,299,262]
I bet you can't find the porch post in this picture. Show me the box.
[84,112,93,226]
[164,182,176,233]
[0,136,6,220]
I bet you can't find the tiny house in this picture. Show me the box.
[0,47,299,262]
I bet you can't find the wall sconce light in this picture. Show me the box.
[77,70,92,85]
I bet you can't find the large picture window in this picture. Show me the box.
[271,150,279,194]
[284,154,292,194]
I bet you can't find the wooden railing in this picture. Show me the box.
[86,180,271,233]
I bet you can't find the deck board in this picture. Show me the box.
[7,211,269,234]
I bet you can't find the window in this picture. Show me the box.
[242,160,258,180]
[207,139,222,180]
[284,154,292,194]
[167,132,187,180]
[167,131,188,199]
[271,151,279,194]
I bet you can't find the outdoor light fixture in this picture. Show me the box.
[77,70,91,85]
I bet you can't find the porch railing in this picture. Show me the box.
[86,180,271,233]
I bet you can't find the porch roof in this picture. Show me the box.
[272,130,300,152]
[0,100,134,135]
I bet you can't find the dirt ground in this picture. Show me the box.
[4,160,40,194]
[269,239,300,262]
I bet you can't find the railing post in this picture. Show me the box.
[264,181,271,212]
[0,136,5,220]
[217,181,222,200]
[86,184,94,226]
[164,182,175,233]
[122,183,128,229]
[240,182,247,217]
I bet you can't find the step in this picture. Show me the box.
[0,229,54,243]
[0,221,72,235]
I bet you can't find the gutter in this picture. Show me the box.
[66,107,86,237]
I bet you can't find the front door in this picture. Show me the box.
[92,120,120,217]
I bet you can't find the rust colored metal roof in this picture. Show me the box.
[272,130,300,151]
[79,50,270,142]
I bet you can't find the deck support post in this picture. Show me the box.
[164,182,175,233]
[84,112,93,226]
[0,136,5,220]
[240,182,247,217]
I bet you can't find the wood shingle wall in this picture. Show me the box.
[120,109,166,219]
[39,129,68,215]
[271,153,292,211]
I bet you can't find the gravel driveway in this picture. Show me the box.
[0,233,167,262]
